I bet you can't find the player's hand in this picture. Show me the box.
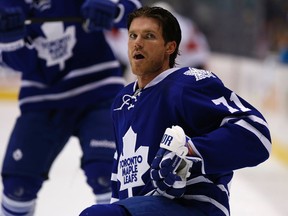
[150,126,193,199]
[81,0,118,32]
[0,7,26,43]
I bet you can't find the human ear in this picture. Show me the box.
[166,41,177,54]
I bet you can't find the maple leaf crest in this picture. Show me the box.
[33,22,76,70]
[184,67,216,81]
[118,127,150,196]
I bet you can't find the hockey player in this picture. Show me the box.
[79,6,271,216]
[0,0,141,215]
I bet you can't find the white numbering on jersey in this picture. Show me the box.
[212,92,251,113]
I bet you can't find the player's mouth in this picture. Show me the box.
[133,53,145,60]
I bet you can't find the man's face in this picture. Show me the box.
[128,17,172,79]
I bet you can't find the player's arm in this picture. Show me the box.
[188,111,271,174]
[180,73,272,174]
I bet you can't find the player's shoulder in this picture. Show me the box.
[168,67,222,86]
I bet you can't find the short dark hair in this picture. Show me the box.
[127,6,182,68]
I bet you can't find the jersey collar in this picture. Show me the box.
[132,68,180,91]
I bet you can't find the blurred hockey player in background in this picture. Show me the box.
[0,0,141,215]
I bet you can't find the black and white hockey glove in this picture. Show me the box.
[150,126,195,199]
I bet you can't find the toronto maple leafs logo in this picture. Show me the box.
[33,22,76,70]
[118,127,150,196]
[184,67,216,81]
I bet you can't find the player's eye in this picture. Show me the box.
[129,33,137,40]
[145,33,155,39]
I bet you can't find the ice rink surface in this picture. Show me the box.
[1,100,288,216]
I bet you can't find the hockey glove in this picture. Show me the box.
[0,7,26,43]
[81,0,118,32]
[150,126,193,199]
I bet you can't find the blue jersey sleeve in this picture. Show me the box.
[177,69,271,174]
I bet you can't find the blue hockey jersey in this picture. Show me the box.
[111,67,271,216]
[0,0,141,112]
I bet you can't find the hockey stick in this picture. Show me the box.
[25,17,95,33]
[24,16,84,25]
